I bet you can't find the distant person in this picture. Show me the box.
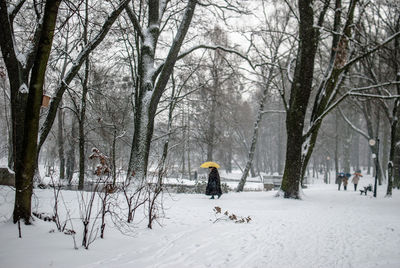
[343,174,349,191]
[352,172,362,191]
[206,167,222,199]
[336,173,344,191]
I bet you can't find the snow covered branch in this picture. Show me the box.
[338,107,370,140]
[154,44,255,80]
[348,93,400,99]
[261,110,286,114]
[349,81,400,92]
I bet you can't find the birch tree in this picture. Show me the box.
[236,2,290,191]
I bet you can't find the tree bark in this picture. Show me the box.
[281,0,318,198]
[127,0,197,181]
[66,117,77,184]
[12,0,61,224]
[57,106,65,180]
[206,87,217,161]
[78,0,90,190]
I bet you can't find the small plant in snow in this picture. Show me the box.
[79,148,113,249]
[36,173,78,249]
[212,206,252,224]
[89,148,111,179]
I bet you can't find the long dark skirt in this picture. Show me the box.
[206,178,222,196]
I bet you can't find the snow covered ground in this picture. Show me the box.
[1,175,400,268]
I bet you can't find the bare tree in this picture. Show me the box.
[280,0,400,198]
[126,0,198,181]
[0,0,62,224]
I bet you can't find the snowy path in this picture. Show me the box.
[1,181,400,268]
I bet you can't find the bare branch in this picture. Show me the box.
[154,44,254,80]
[38,0,131,152]
[343,31,400,70]
[338,107,370,140]
[349,93,400,99]
[125,6,143,38]
[9,0,26,22]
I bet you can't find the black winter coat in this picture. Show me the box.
[206,168,222,196]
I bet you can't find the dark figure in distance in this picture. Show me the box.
[343,175,349,191]
[352,172,362,191]
[206,167,222,199]
[336,173,345,191]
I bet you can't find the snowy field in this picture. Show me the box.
[1,175,400,268]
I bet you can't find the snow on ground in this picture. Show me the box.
[1,175,400,268]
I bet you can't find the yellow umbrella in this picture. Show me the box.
[200,161,220,169]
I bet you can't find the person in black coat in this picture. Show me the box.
[206,167,222,199]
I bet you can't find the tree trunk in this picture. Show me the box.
[281,0,317,199]
[112,130,117,186]
[181,108,186,177]
[391,24,400,190]
[78,2,90,190]
[382,122,389,179]
[277,113,284,174]
[206,83,217,161]
[353,132,360,172]
[343,126,352,173]
[12,0,61,224]
[57,106,65,180]
[66,117,77,184]
[186,107,192,179]
[127,0,197,181]
[362,101,384,183]
[335,111,340,176]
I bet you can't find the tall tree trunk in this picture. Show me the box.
[375,109,383,185]
[181,107,186,177]
[57,106,65,180]
[281,0,318,198]
[284,0,360,196]
[206,82,217,161]
[389,21,400,192]
[186,107,192,179]
[353,132,360,172]
[335,111,340,176]
[343,126,352,173]
[362,101,384,184]
[112,129,117,186]
[0,1,30,174]
[12,0,61,224]
[78,0,89,190]
[66,117,77,184]
[127,0,197,181]
[277,113,284,174]
[382,124,389,180]
[1,81,13,169]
